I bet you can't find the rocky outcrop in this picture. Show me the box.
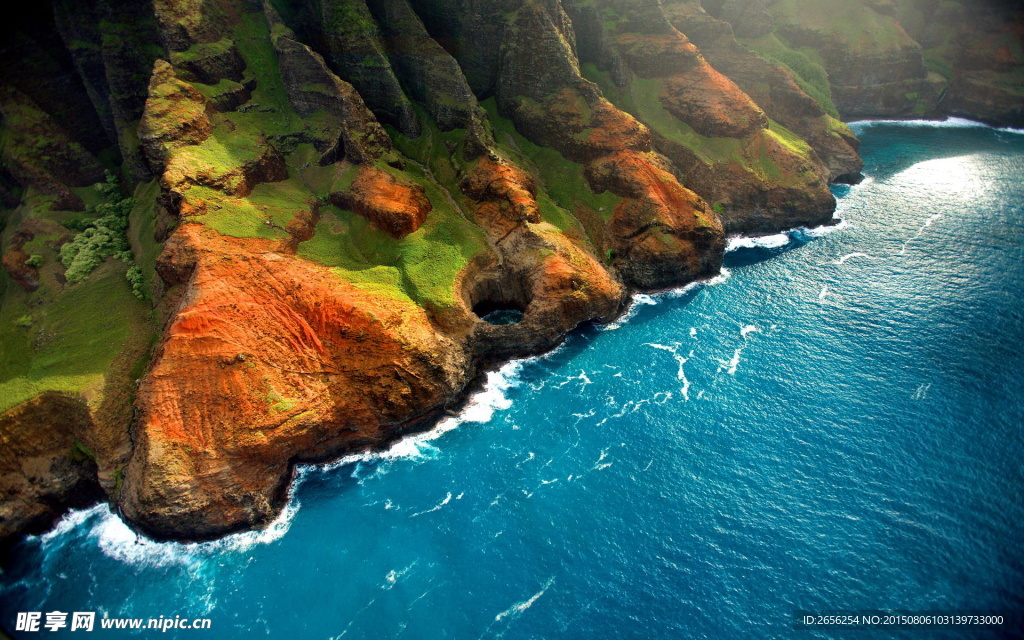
[138,60,215,168]
[496,0,725,285]
[566,0,836,233]
[0,394,103,552]
[899,0,1024,127]
[661,0,863,182]
[943,72,1024,127]
[365,0,480,131]
[150,0,238,53]
[460,155,627,358]
[311,0,420,136]
[0,86,105,211]
[263,2,396,165]
[121,224,470,538]
[330,165,431,238]
[53,0,167,181]
[406,0,521,97]
[0,218,70,293]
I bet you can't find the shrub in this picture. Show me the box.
[126,266,147,300]
[60,171,136,284]
[25,254,43,268]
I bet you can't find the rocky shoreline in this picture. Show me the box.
[1,0,1021,551]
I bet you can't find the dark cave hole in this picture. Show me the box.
[473,300,526,325]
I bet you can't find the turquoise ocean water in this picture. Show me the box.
[1,121,1022,638]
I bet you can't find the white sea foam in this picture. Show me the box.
[725,232,791,252]
[798,218,852,238]
[382,562,417,590]
[556,370,592,389]
[818,285,830,302]
[719,348,743,376]
[834,252,872,265]
[849,117,1024,135]
[900,213,943,254]
[410,492,453,518]
[39,504,101,544]
[601,269,731,331]
[600,293,658,331]
[645,342,693,401]
[42,489,304,570]
[37,357,530,562]
[310,359,526,476]
[494,577,556,622]
[705,266,732,287]
[716,324,761,375]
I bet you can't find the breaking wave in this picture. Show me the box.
[848,117,1024,135]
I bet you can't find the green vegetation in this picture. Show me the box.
[582,66,744,164]
[766,119,813,158]
[766,0,909,52]
[192,78,247,104]
[482,97,620,222]
[127,179,162,296]
[583,63,822,197]
[190,178,311,241]
[58,172,147,299]
[322,0,380,37]
[225,12,335,143]
[825,115,854,140]
[171,126,265,182]
[0,257,151,413]
[69,438,95,463]
[298,181,487,310]
[137,13,485,311]
[742,34,840,118]
[923,48,955,81]
[296,111,491,309]
[170,37,234,67]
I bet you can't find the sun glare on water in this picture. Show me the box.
[891,155,984,194]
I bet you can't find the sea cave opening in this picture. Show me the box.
[473,301,526,325]
[467,272,532,326]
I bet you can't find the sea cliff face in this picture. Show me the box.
[0,0,1021,546]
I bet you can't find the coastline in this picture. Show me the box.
[7,120,1023,638]
[26,207,862,559]
[846,116,1024,135]
[12,114,1016,551]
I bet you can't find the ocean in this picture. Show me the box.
[2,120,1022,639]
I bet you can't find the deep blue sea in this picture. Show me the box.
[2,121,1023,639]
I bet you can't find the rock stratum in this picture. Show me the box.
[0,0,1021,547]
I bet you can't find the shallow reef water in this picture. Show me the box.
[1,122,1023,639]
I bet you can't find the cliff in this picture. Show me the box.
[0,0,1021,547]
